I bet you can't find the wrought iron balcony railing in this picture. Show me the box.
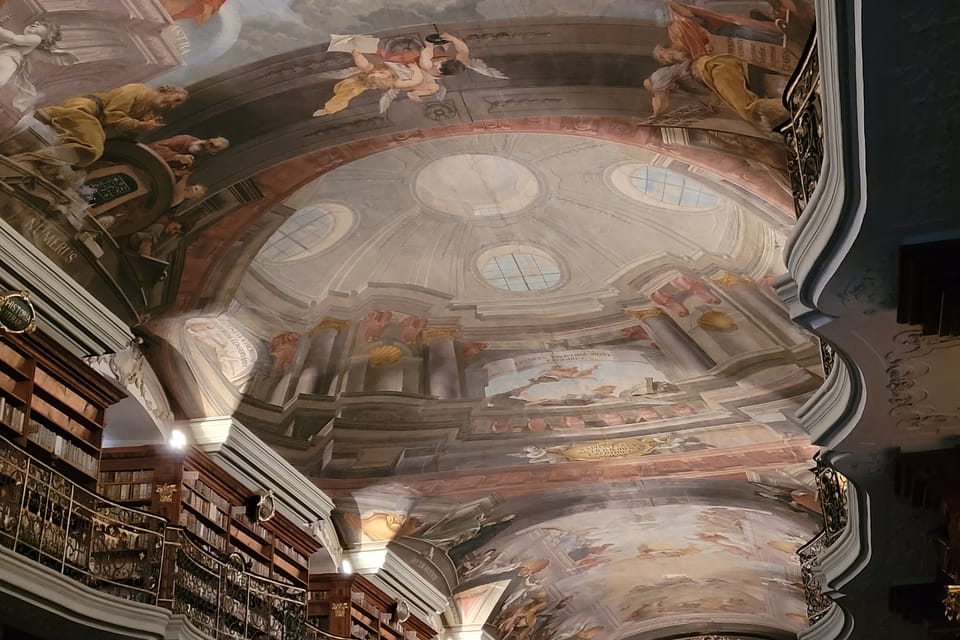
[795,461,852,624]
[779,29,823,219]
[170,530,309,640]
[0,433,166,603]
[0,433,309,640]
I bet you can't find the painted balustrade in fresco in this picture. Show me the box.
[779,29,823,219]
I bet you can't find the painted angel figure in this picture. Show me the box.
[312,50,428,117]
[0,20,77,112]
[317,32,508,116]
[418,32,508,81]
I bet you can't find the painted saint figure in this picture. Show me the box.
[644,44,788,131]
[148,134,230,175]
[0,20,77,111]
[11,83,187,174]
[312,50,426,116]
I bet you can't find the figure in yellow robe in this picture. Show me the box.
[14,83,187,171]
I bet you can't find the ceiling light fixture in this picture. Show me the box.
[169,429,187,449]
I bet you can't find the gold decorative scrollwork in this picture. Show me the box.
[155,483,178,503]
[945,585,960,621]
[777,30,822,219]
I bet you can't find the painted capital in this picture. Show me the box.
[310,317,349,335]
[712,272,753,288]
[629,307,664,321]
[423,327,459,344]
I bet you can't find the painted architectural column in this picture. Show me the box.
[713,273,809,346]
[344,357,368,392]
[630,308,715,377]
[425,328,461,399]
[693,308,762,358]
[295,317,348,396]
[270,335,312,405]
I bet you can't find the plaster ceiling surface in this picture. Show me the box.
[0,1,820,639]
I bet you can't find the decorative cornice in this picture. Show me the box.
[190,416,340,561]
[0,217,132,356]
[791,347,864,449]
[343,544,449,628]
[797,599,852,640]
[781,0,866,316]
[0,544,170,640]
[817,466,872,591]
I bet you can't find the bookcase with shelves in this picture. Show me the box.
[0,332,124,486]
[308,574,435,640]
[98,444,320,587]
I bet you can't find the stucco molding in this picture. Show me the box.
[0,544,171,640]
[343,544,449,629]
[189,416,340,563]
[781,0,867,316]
[0,217,133,356]
[798,601,853,640]
[791,349,864,449]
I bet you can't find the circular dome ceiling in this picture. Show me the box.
[414,153,540,217]
[244,133,766,317]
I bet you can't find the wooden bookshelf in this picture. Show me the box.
[0,332,124,486]
[308,574,436,640]
[98,444,319,586]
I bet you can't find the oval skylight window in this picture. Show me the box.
[480,248,562,292]
[610,163,721,210]
[257,203,352,263]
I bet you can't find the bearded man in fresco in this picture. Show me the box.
[11,83,187,174]
[148,134,230,176]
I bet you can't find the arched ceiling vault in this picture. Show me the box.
[0,2,818,640]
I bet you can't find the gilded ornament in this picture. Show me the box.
[697,310,737,332]
[155,483,178,503]
[331,602,350,617]
[0,291,37,334]
[369,344,403,367]
[558,437,658,461]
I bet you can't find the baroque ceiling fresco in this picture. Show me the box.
[0,1,820,639]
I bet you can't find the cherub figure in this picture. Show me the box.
[318,32,509,116]
[312,50,426,117]
[419,32,508,81]
[0,19,77,111]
